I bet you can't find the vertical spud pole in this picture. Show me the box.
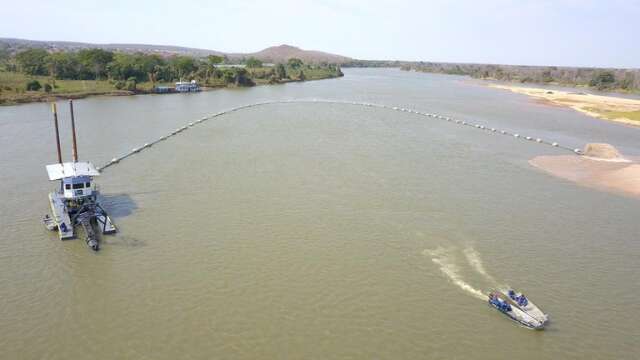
[52,102,63,164]
[69,100,78,162]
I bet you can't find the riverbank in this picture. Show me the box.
[0,67,342,106]
[489,84,640,126]
[530,155,640,198]
[398,62,640,94]
[530,143,640,199]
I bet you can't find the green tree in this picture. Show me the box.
[106,53,136,80]
[222,69,235,84]
[619,72,635,90]
[25,80,42,91]
[45,52,80,79]
[77,49,114,79]
[106,53,164,82]
[232,68,254,86]
[195,61,212,84]
[221,68,254,86]
[207,55,224,66]
[15,49,49,75]
[133,53,164,82]
[245,57,262,68]
[202,55,224,84]
[589,71,616,90]
[212,68,223,80]
[287,58,303,69]
[275,63,287,79]
[171,56,197,79]
[0,47,10,65]
[148,64,161,86]
[125,77,137,91]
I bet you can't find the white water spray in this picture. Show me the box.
[463,246,499,286]
[423,247,488,301]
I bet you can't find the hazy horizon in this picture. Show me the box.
[2,0,639,68]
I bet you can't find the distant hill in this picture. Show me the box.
[243,44,351,64]
[0,37,226,57]
[0,38,351,64]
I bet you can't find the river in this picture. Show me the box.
[1,68,639,359]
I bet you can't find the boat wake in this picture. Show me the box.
[463,246,499,286]
[425,245,548,328]
[423,247,488,300]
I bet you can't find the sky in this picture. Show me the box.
[1,0,639,68]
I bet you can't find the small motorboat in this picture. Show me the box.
[506,289,548,324]
[488,291,546,330]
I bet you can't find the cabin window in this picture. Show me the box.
[85,182,91,188]
[72,183,84,189]
[65,184,71,190]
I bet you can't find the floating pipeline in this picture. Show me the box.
[97,99,583,172]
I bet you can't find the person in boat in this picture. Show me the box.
[507,290,528,306]
[501,302,511,312]
[518,294,528,306]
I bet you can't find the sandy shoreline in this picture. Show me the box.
[530,155,640,199]
[489,84,640,127]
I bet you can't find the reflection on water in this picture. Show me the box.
[99,193,138,218]
[1,69,639,359]
[101,235,146,247]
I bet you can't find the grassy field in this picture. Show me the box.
[0,71,131,105]
[591,109,640,123]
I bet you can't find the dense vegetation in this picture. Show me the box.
[0,48,343,104]
[343,59,640,93]
[401,62,640,92]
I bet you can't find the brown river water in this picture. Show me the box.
[1,68,639,359]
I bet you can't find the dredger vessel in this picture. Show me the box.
[43,101,116,250]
